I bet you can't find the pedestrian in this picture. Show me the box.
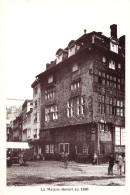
[117,154,124,176]
[123,154,125,174]
[92,153,98,165]
[63,152,68,169]
[108,153,114,175]
[19,151,24,165]
[61,150,65,162]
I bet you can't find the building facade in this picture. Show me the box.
[31,81,41,158]
[22,100,33,141]
[32,24,125,163]
[12,114,22,142]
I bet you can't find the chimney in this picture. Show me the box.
[110,24,117,38]
[84,29,86,34]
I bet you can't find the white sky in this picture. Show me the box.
[0,0,130,105]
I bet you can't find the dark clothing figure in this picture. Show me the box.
[19,152,24,165]
[108,154,114,175]
[123,156,125,174]
[63,152,68,169]
[61,151,65,162]
[93,153,98,165]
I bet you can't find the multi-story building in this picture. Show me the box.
[31,80,41,157]
[6,120,13,142]
[32,24,125,163]
[12,114,22,142]
[22,100,33,141]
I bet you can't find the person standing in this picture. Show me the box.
[123,155,125,174]
[19,151,24,165]
[117,154,124,176]
[108,153,114,175]
[61,150,65,162]
[64,152,68,169]
[93,153,98,165]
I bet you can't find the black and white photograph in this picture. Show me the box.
[0,0,130,194]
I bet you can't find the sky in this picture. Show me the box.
[0,0,130,107]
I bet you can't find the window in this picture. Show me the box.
[77,96,85,115]
[45,87,55,100]
[102,56,106,63]
[67,100,74,117]
[115,127,125,145]
[33,129,37,138]
[45,145,49,153]
[45,105,58,122]
[106,96,116,115]
[59,143,69,154]
[116,99,124,117]
[98,94,105,114]
[113,76,116,81]
[71,81,80,91]
[102,79,105,85]
[45,108,50,122]
[48,75,53,83]
[68,45,76,57]
[56,52,63,64]
[52,105,58,120]
[98,71,102,76]
[121,128,125,145]
[72,64,78,72]
[50,145,54,153]
[67,96,85,117]
[110,42,118,53]
[109,60,115,70]
[118,63,121,69]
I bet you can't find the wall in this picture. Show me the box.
[40,50,94,130]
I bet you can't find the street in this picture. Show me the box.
[6,160,125,186]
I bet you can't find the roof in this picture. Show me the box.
[33,27,125,81]
[22,99,33,108]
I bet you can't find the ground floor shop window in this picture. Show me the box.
[82,143,89,154]
[45,144,54,154]
[115,126,125,145]
[59,143,69,154]
[50,145,54,153]
[100,143,113,154]
[45,145,49,153]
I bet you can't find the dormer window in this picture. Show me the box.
[56,49,63,64]
[56,49,68,64]
[68,45,76,57]
[68,40,80,57]
[110,40,118,54]
[48,75,53,83]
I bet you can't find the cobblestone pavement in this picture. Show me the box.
[6,160,125,186]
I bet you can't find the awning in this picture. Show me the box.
[6,142,29,149]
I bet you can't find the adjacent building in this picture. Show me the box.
[12,114,22,142]
[22,100,33,141]
[31,80,41,157]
